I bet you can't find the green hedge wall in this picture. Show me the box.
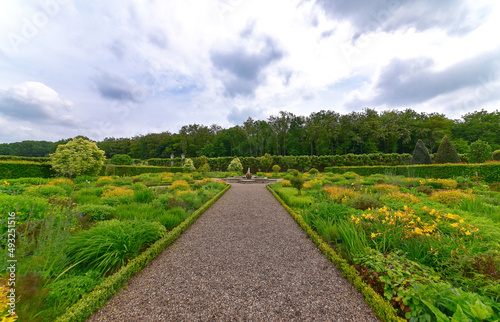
[100,165,184,176]
[0,162,183,179]
[0,161,56,179]
[325,163,500,183]
[0,155,50,163]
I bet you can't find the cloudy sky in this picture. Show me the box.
[0,0,499,143]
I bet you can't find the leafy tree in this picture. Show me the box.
[199,163,211,175]
[259,153,273,171]
[183,158,196,172]
[411,139,432,165]
[434,135,461,164]
[110,154,133,165]
[50,138,105,178]
[227,157,243,173]
[290,171,304,195]
[272,165,281,174]
[469,140,492,163]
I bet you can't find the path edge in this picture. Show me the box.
[56,184,231,322]
[267,185,404,322]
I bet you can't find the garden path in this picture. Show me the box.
[88,183,378,321]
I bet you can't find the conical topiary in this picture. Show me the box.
[434,135,461,164]
[411,139,432,164]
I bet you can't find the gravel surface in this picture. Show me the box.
[88,183,379,321]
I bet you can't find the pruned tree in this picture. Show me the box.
[434,135,461,163]
[411,139,432,164]
[50,138,105,178]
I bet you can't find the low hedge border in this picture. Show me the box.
[267,185,404,322]
[55,184,231,322]
[325,163,500,183]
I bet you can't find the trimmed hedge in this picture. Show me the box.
[0,162,183,179]
[325,163,500,183]
[56,184,231,322]
[100,165,183,176]
[0,155,50,163]
[0,161,55,179]
[267,185,403,322]
[146,154,414,173]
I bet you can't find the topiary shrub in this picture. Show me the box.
[434,135,461,164]
[411,139,432,165]
[272,164,281,174]
[493,150,500,161]
[469,140,492,163]
[227,157,243,173]
[290,171,304,196]
[183,158,196,172]
[109,154,133,165]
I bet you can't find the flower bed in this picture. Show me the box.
[270,172,500,320]
[0,173,228,321]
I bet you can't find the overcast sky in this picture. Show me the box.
[0,0,499,143]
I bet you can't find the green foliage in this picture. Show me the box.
[411,139,432,165]
[227,157,243,173]
[434,135,461,164]
[350,195,381,210]
[198,163,211,175]
[469,140,493,163]
[309,168,319,175]
[75,204,115,221]
[0,161,55,179]
[41,271,105,320]
[65,220,166,275]
[182,158,196,172]
[493,150,500,161]
[56,185,230,322]
[272,164,281,173]
[325,163,500,183]
[258,153,273,171]
[109,154,133,165]
[290,171,304,195]
[50,138,106,178]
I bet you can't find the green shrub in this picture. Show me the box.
[411,139,432,165]
[109,154,133,165]
[227,157,243,173]
[65,220,166,275]
[75,204,115,221]
[157,208,186,229]
[272,164,281,174]
[183,158,196,172]
[415,185,434,195]
[290,174,304,196]
[469,140,493,163]
[434,135,461,164]
[493,150,500,161]
[132,184,154,203]
[27,185,69,197]
[350,195,381,210]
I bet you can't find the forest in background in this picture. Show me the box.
[1,109,498,159]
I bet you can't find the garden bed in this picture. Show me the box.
[270,171,500,320]
[0,172,228,321]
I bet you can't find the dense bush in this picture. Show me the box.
[50,138,105,178]
[183,158,196,172]
[434,135,461,164]
[469,140,493,163]
[109,154,133,165]
[227,157,243,173]
[411,139,432,164]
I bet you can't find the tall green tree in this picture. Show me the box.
[50,138,105,178]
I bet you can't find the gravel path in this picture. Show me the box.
[88,184,378,321]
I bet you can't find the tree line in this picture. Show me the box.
[1,109,498,159]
